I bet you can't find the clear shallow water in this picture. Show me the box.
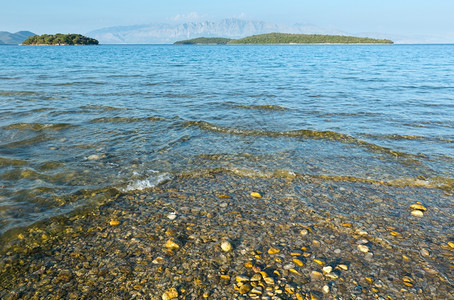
[0,44,453,233]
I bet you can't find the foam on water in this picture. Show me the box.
[122,172,174,192]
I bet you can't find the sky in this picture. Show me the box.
[2,0,454,43]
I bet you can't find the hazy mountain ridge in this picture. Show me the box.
[0,31,35,44]
[87,18,342,44]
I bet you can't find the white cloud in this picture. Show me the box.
[235,12,247,19]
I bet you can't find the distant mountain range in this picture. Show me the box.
[0,31,35,44]
[87,18,345,44]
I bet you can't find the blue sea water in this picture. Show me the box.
[0,44,453,233]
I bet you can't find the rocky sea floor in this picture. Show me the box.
[0,171,453,299]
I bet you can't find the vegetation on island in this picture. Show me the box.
[174,37,233,44]
[174,33,393,45]
[231,33,393,44]
[22,34,99,45]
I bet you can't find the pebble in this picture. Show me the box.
[448,241,454,249]
[293,258,304,267]
[236,275,250,282]
[221,240,233,252]
[410,203,427,211]
[167,212,177,220]
[300,229,309,236]
[365,252,374,261]
[251,274,262,281]
[322,285,330,294]
[109,219,120,226]
[411,210,424,217]
[337,264,348,271]
[264,277,275,285]
[251,286,263,294]
[162,288,178,300]
[322,266,333,274]
[164,239,180,250]
[250,192,262,198]
[358,244,369,253]
[421,249,430,257]
[239,284,252,294]
[87,154,101,160]
[268,247,280,254]
[311,271,323,280]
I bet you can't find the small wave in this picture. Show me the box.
[319,112,381,118]
[362,133,453,143]
[233,104,288,111]
[3,135,53,149]
[54,81,107,86]
[387,176,454,192]
[3,123,75,131]
[183,120,412,158]
[89,116,164,123]
[0,157,28,167]
[122,173,173,192]
[79,105,128,111]
[0,91,38,96]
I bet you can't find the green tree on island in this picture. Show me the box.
[22,34,99,45]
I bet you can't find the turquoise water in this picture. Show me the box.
[0,44,453,233]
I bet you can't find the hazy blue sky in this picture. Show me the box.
[2,0,454,42]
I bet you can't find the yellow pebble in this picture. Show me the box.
[310,293,320,300]
[259,271,269,278]
[448,241,454,249]
[390,231,400,236]
[164,239,180,250]
[289,268,301,275]
[250,192,262,198]
[314,259,325,265]
[244,262,253,268]
[293,258,304,267]
[18,233,25,240]
[337,264,348,271]
[268,247,280,254]
[220,275,230,280]
[109,219,120,226]
[410,203,426,211]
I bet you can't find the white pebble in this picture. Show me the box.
[411,210,424,217]
[167,212,177,220]
[220,240,232,252]
[358,244,369,253]
[322,285,330,294]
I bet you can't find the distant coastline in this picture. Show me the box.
[174,33,393,45]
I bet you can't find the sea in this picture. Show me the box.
[0,44,453,235]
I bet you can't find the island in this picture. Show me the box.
[22,34,99,45]
[174,37,233,45]
[174,33,393,45]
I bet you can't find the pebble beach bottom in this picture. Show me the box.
[1,171,453,299]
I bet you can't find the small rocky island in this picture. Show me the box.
[175,33,393,45]
[22,34,99,45]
